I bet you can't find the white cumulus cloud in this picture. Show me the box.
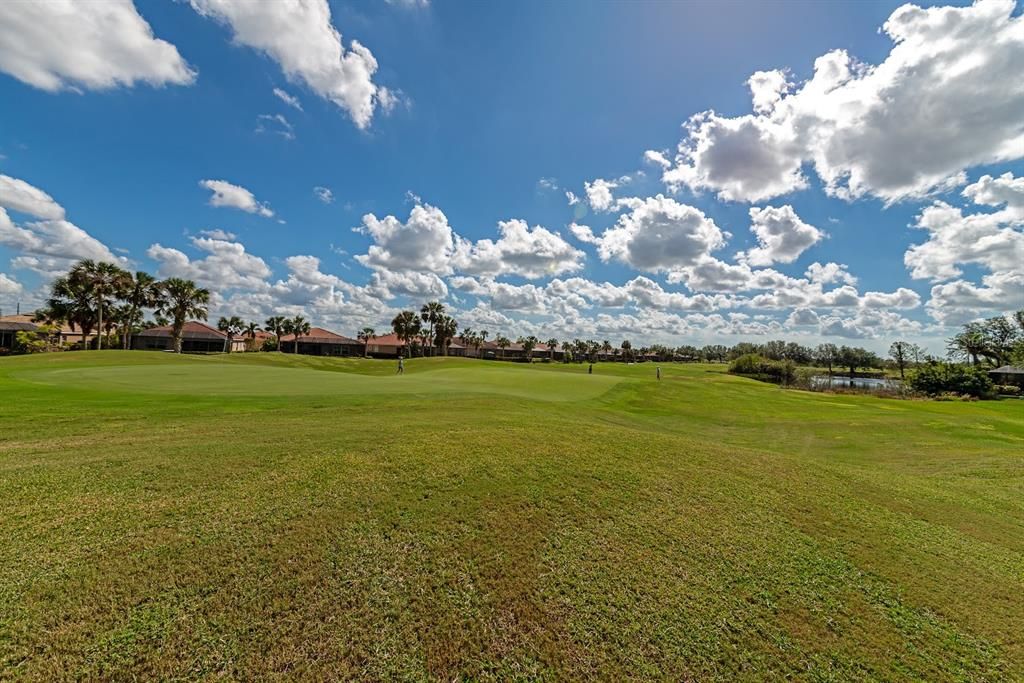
[0,0,195,92]
[455,219,584,279]
[147,235,272,291]
[662,0,1024,204]
[905,172,1023,282]
[356,202,456,274]
[584,178,619,212]
[200,179,274,217]
[357,201,584,280]
[0,174,122,275]
[739,205,823,266]
[0,174,65,220]
[590,195,727,273]
[0,272,23,297]
[190,0,394,129]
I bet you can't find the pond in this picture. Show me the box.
[811,375,903,390]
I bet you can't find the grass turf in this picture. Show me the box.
[1,351,1022,680]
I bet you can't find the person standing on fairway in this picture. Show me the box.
[656,366,662,381]
[397,356,404,374]
[588,363,593,375]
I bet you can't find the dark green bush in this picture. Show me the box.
[909,362,994,398]
[728,353,796,385]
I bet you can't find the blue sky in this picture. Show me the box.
[0,0,1021,352]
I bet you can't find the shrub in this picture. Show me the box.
[909,362,994,399]
[995,384,1021,396]
[934,392,979,402]
[728,353,796,385]
[14,324,60,354]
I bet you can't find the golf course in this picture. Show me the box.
[1,351,1022,680]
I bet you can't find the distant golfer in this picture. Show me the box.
[656,366,662,381]
[588,363,593,375]
[397,356,404,374]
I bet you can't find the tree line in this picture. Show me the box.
[945,312,1024,368]
[13,260,1024,374]
[24,259,314,354]
[30,260,208,353]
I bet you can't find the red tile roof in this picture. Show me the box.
[368,333,465,349]
[482,340,527,351]
[136,320,226,340]
[280,326,358,344]
[366,333,404,346]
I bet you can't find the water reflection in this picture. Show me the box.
[811,375,902,390]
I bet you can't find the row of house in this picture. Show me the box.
[135,324,566,358]
[364,333,562,360]
[2,314,568,359]
[132,322,365,355]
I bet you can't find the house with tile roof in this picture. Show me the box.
[0,313,97,350]
[279,327,362,356]
[365,332,469,358]
[133,321,243,353]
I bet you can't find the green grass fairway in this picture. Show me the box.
[12,355,624,400]
[2,352,1023,680]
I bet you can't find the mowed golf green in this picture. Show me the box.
[1,352,1022,680]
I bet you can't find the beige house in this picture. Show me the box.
[364,332,409,357]
[0,313,97,350]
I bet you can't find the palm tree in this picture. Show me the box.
[518,335,539,361]
[460,328,488,359]
[560,339,573,362]
[244,321,261,339]
[546,337,559,361]
[601,340,612,361]
[478,330,489,359]
[620,339,632,363]
[435,315,459,356]
[420,301,445,356]
[156,278,210,353]
[392,310,421,357]
[108,303,132,347]
[42,275,97,348]
[459,327,475,357]
[948,324,987,366]
[265,316,287,352]
[460,327,475,355]
[288,315,310,354]
[495,335,511,359]
[358,327,376,357]
[121,271,162,349]
[217,315,244,353]
[68,260,131,350]
[981,315,1017,366]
